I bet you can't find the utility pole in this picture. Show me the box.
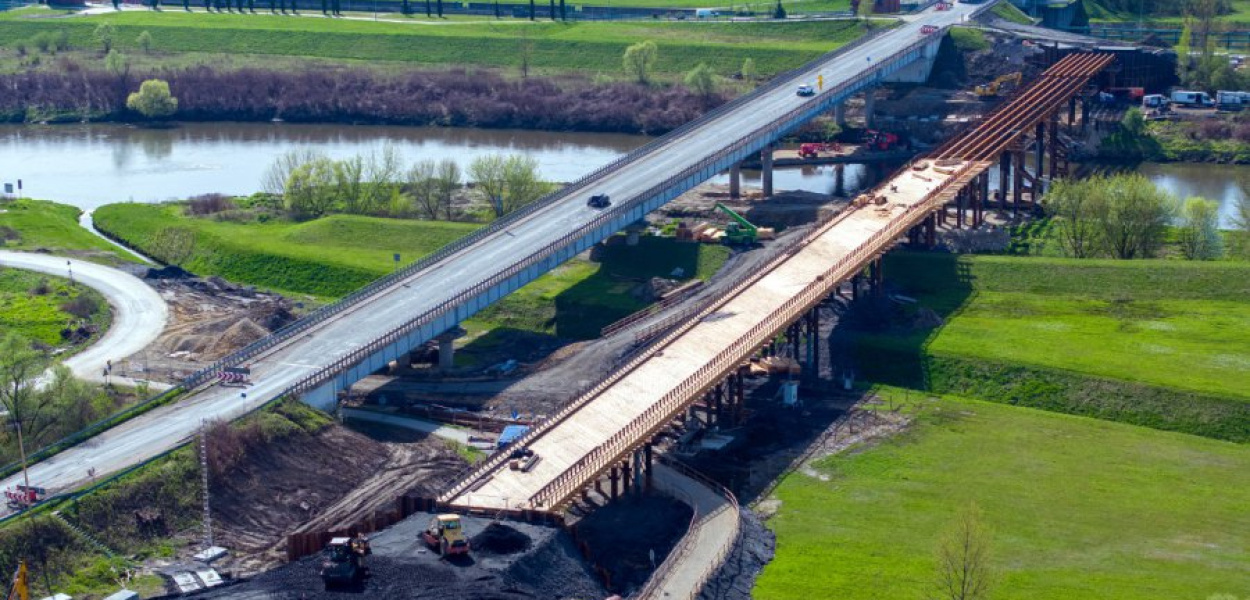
[199,420,214,550]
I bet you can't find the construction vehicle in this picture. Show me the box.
[4,486,45,511]
[862,129,902,151]
[797,142,842,158]
[714,203,776,245]
[935,1,951,10]
[320,534,370,590]
[422,514,471,556]
[974,72,1022,99]
[7,560,28,600]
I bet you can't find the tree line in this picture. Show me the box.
[1,63,716,134]
[1046,173,1245,261]
[258,148,550,221]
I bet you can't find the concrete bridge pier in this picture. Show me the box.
[999,153,1012,210]
[863,90,877,129]
[625,220,648,246]
[437,330,457,370]
[834,101,847,127]
[1034,121,1046,196]
[729,163,742,199]
[761,145,775,197]
[833,164,846,197]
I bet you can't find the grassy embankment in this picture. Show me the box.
[0,199,132,265]
[0,8,875,78]
[754,390,1250,600]
[0,269,111,350]
[0,398,330,600]
[852,253,1250,441]
[93,202,730,349]
[1086,0,1250,25]
[990,0,1033,25]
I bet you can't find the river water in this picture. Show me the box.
[0,122,880,210]
[1,123,1244,226]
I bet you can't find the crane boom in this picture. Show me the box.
[714,203,758,234]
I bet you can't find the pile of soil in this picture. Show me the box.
[572,495,693,594]
[472,523,532,555]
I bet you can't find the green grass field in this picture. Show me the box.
[0,7,877,76]
[0,199,132,264]
[868,253,1250,401]
[0,268,111,348]
[1087,0,1250,25]
[754,391,1250,600]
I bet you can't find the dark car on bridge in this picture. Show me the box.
[588,194,611,208]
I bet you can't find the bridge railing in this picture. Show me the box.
[527,162,982,510]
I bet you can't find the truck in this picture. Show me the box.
[320,535,370,590]
[863,129,903,151]
[1170,90,1214,108]
[1216,90,1249,111]
[714,203,776,245]
[422,514,471,556]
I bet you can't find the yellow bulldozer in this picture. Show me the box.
[974,72,1022,99]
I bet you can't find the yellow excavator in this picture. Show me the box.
[975,72,1022,99]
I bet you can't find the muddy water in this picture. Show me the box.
[1138,163,1249,229]
[0,122,882,210]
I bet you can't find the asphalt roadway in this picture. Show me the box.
[0,251,169,389]
[0,0,988,515]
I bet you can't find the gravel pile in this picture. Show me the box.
[472,523,532,555]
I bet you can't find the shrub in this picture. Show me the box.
[60,295,100,319]
[185,193,236,216]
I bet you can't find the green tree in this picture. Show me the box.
[126,79,179,119]
[136,30,153,54]
[1178,197,1223,260]
[773,0,786,19]
[0,334,52,492]
[1233,176,1250,257]
[1090,174,1176,259]
[94,22,116,54]
[285,157,339,217]
[1176,24,1194,86]
[469,154,545,218]
[933,502,995,600]
[1046,177,1103,258]
[684,63,719,98]
[740,57,757,81]
[623,40,658,85]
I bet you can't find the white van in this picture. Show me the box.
[695,8,718,18]
[1170,90,1214,107]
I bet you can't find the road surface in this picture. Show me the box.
[0,251,168,389]
[0,0,990,516]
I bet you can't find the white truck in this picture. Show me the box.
[1216,90,1249,111]
[1170,90,1214,108]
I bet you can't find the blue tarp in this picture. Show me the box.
[497,425,530,449]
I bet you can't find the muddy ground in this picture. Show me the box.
[199,423,467,577]
[116,270,297,384]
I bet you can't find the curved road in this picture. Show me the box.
[0,251,169,387]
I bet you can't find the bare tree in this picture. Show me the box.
[364,144,404,214]
[434,158,461,221]
[469,154,509,218]
[262,148,326,196]
[933,502,995,600]
[1233,175,1250,257]
[406,159,439,219]
[333,155,367,214]
[0,334,53,491]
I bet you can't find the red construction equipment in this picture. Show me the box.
[864,130,901,151]
[797,142,842,158]
[935,1,951,10]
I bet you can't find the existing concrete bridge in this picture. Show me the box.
[0,0,998,516]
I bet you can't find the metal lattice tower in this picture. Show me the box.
[199,420,213,549]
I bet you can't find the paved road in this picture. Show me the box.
[0,0,989,515]
[0,251,168,389]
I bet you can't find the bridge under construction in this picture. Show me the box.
[441,52,1117,515]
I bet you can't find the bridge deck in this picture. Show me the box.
[450,159,992,511]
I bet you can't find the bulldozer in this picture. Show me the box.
[975,72,1022,99]
[714,203,776,246]
[320,534,370,590]
[422,514,471,556]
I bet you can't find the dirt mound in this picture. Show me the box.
[206,317,268,358]
[472,523,532,555]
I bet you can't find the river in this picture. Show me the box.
[0,122,880,210]
[3,123,1243,226]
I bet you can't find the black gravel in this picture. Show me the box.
[697,507,775,600]
[571,494,693,595]
[473,523,532,555]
